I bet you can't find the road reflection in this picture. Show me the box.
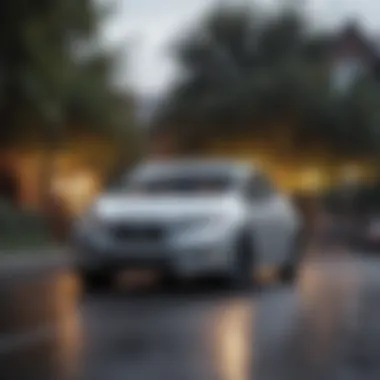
[1,253,366,380]
[211,300,254,380]
[0,270,83,380]
[54,272,83,380]
[296,253,362,371]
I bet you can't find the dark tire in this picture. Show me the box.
[280,231,305,284]
[280,262,297,284]
[230,232,255,290]
[81,269,114,293]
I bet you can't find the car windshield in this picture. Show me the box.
[123,168,237,194]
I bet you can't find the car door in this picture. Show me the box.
[245,172,290,267]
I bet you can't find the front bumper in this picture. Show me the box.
[352,234,380,251]
[73,238,233,278]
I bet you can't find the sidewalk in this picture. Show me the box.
[0,247,71,280]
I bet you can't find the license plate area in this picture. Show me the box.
[117,268,162,287]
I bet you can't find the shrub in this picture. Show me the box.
[0,199,54,250]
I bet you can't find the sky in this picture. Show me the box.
[100,0,380,96]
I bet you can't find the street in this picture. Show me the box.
[72,251,380,380]
[1,1,379,379]
[3,249,380,380]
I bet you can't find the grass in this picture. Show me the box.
[0,232,57,252]
[0,201,60,253]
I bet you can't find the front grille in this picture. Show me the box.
[109,224,165,242]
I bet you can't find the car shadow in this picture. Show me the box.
[84,277,261,301]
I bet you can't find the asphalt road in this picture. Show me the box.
[4,249,380,380]
[75,250,378,380]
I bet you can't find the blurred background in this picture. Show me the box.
[2,0,380,379]
[2,0,380,246]
[3,0,380,247]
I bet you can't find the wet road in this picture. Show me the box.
[74,251,371,380]
[4,250,380,380]
[81,285,255,380]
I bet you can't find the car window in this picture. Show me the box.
[246,172,275,200]
[129,176,234,194]
[119,167,238,195]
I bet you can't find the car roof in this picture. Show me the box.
[133,159,257,178]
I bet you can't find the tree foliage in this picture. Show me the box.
[0,0,134,146]
[158,4,380,156]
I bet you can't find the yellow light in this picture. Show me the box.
[341,164,361,183]
[299,167,323,192]
[212,302,253,380]
[52,171,100,215]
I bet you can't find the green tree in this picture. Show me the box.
[0,0,137,206]
[158,3,380,157]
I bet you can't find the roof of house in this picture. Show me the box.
[332,21,380,62]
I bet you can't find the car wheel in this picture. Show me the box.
[230,231,255,290]
[280,231,305,284]
[280,262,297,284]
[80,269,114,293]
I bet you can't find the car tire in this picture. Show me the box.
[280,262,297,284]
[280,231,305,284]
[230,231,255,290]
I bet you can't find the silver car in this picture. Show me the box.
[72,159,304,289]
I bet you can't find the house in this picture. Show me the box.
[329,21,380,92]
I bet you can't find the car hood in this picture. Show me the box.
[94,194,242,222]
